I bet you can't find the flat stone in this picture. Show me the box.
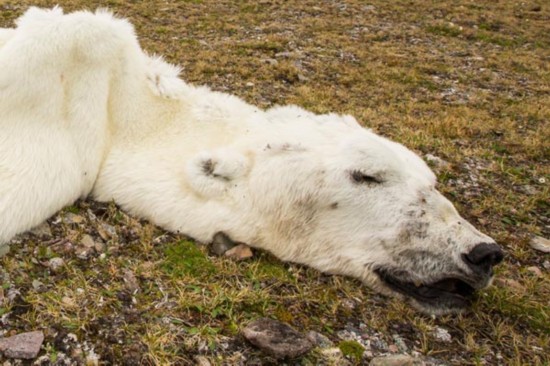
[0,331,44,359]
[224,244,253,260]
[530,236,550,253]
[242,318,313,359]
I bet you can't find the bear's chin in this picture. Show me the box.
[375,269,478,314]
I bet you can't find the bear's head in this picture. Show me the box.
[185,106,504,314]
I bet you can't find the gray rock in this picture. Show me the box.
[97,223,117,241]
[392,334,409,352]
[30,222,52,239]
[0,331,44,359]
[306,330,333,348]
[211,232,236,256]
[242,318,313,359]
[48,257,65,272]
[432,327,451,342]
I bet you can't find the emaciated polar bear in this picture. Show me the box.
[0,8,504,314]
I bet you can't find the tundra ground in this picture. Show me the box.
[0,1,548,365]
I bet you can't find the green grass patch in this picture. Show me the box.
[426,24,461,37]
[245,260,292,282]
[473,31,524,47]
[485,286,550,334]
[236,41,285,53]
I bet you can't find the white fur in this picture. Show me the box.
[0,8,498,313]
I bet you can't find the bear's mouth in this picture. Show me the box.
[375,269,476,310]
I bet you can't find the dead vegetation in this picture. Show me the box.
[0,0,548,365]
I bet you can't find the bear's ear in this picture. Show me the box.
[185,149,250,198]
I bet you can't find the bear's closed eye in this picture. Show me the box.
[350,170,383,184]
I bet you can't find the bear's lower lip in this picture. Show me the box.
[375,269,477,309]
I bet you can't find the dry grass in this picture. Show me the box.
[0,0,549,365]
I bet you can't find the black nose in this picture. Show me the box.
[463,243,504,274]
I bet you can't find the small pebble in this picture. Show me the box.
[62,296,76,308]
[530,236,550,253]
[224,244,253,260]
[63,213,85,224]
[80,235,95,249]
[432,327,451,343]
[48,257,65,272]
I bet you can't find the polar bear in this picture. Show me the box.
[0,8,503,314]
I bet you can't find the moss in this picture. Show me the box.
[338,340,365,363]
[161,241,215,279]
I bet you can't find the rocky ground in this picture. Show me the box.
[0,0,548,365]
